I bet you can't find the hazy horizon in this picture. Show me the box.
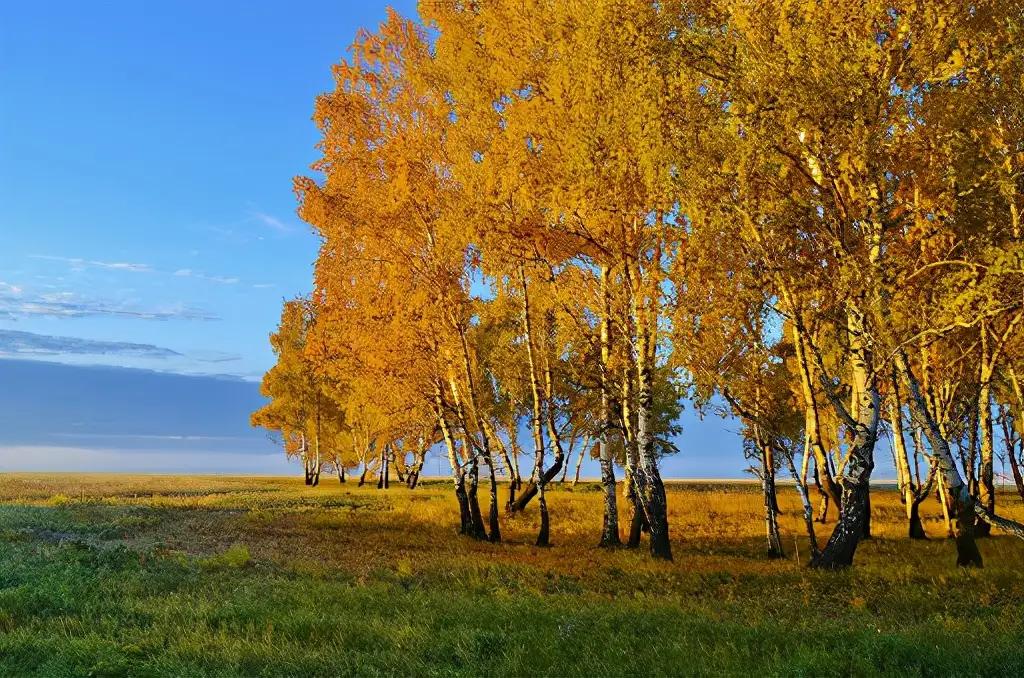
[0,357,907,480]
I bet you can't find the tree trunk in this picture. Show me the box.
[453,328,497,541]
[377,447,387,489]
[486,458,501,543]
[1008,439,1024,502]
[573,435,588,487]
[633,302,672,561]
[598,264,621,547]
[536,481,551,547]
[517,265,553,546]
[435,383,474,535]
[908,496,926,539]
[760,437,784,558]
[896,351,983,566]
[813,465,830,523]
[466,454,486,539]
[811,304,878,569]
[781,442,819,562]
[976,374,994,537]
[487,422,519,509]
[936,472,954,538]
[789,314,842,512]
[1006,368,1024,501]
[813,479,870,568]
[889,379,933,540]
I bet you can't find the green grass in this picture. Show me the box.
[0,474,1022,676]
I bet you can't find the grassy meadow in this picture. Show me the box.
[0,474,1022,676]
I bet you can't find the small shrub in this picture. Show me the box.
[200,544,252,570]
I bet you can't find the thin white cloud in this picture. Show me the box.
[0,288,219,321]
[0,282,23,295]
[249,210,295,234]
[172,268,238,285]
[252,283,275,289]
[31,255,153,273]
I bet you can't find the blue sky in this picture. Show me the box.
[1,0,417,379]
[0,1,901,479]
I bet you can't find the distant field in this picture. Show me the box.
[0,474,1022,676]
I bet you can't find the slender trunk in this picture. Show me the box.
[888,374,923,539]
[1007,368,1024,501]
[896,351,983,566]
[1008,444,1024,502]
[435,382,472,535]
[789,310,843,512]
[598,264,621,546]
[572,435,589,486]
[631,256,671,561]
[758,434,784,558]
[627,482,646,548]
[814,468,830,523]
[782,442,819,561]
[536,481,551,547]
[466,456,485,538]
[446,372,487,539]
[520,267,550,546]
[976,352,995,536]
[486,421,518,508]
[936,471,954,538]
[486,458,501,542]
[621,368,645,549]
[542,309,567,482]
[454,326,498,541]
[407,442,425,490]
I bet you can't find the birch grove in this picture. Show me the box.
[252,1,1024,568]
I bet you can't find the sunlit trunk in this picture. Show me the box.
[976,337,995,536]
[1007,368,1024,501]
[631,252,671,561]
[782,442,819,562]
[520,268,550,545]
[435,382,472,535]
[756,432,784,558]
[787,299,842,514]
[895,351,983,566]
[812,303,878,569]
[598,264,621,546]
[573,435,589,487]
[455,327,499,542]
[621,367,645,549]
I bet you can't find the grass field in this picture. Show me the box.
[0,474,1022,676]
